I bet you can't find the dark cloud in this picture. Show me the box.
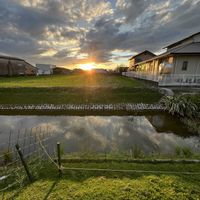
[116,0,149,23]
[0,0,199,67]
[0,0,69,37]
[54,49,69,58]
[80,0,200,63]
[80,17,125,62]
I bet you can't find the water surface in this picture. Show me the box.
[0,114,199,155]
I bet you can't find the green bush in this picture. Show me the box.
[175,146,182,157]
[161,95,198,118]
[132,145,144,158]
[174,146,193,158]
[182,147,193,158]
[182,118,200,134]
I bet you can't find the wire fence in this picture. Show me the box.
[1,123,200,199]
[0,125,62,199]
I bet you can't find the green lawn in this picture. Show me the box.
[0,74,162,104]
[0,87,162,104]
[0,74,143,88]
[3,162,200,200]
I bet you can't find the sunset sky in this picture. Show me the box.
[0,0,200,69]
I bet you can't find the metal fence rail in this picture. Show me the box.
[122,72,200,86]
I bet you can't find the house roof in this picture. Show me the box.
[0,54,36,69]
[0,55,24,61]
[129,50,156,60]
[170,42,200,54]
[163,32,200,49]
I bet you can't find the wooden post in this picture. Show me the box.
[15,144,33,182]
[57,142,62,176]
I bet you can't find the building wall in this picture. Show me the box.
[136,59,159,74]
[0,58,9,75]
[36,64,55,75]
[0,58,36,76]
[129,58,135,68]
[37,69,52,75]
[173,55,200,75]
[131,55,200,76]
[25,63,37,75]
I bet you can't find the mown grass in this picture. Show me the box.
[0,87,162,104]
[0,74,163,104]
[0,74,143,88]
[3,162,200,200]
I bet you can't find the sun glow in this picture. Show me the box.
[79,63,95,71]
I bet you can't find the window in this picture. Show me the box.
[182,61,188,71]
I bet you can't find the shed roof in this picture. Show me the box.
[170,42,200,54]
[0,55,24,61]
[0,55,36,69]
[163,32,200,49]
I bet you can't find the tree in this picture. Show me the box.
[115,64,128,74]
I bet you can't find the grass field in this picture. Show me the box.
[0,74,162,104]
[0,74,143,88]
[0,87,162,104]
[3,162,200,199]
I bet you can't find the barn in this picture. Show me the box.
[0,55,37,76]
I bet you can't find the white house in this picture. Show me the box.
[123,32,200,87]
[36,64,56,75]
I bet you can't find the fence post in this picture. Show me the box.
[15,144,33,182]
[57,142,62,176]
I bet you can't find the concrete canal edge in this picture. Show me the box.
[0,103,165,111]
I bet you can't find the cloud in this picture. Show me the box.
[116,0,148,23]
[17,0,113,23]
[54,49,69,58]
[80,0,200,63]
[80,17,125,63]
[0,0,199,67]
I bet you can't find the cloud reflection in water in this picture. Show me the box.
[0,115,199,154]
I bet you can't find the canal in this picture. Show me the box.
[0,114,199,156]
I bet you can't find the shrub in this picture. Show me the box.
[132,145,144,158]
[182,147,193,158]
[161,95,198,118]
[175,146,182,157]
[174,146,193,158]
[181,118,200,134]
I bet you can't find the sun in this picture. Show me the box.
[79,63,95,71]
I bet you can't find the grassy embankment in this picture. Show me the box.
[0,74,162,104]
[3,161,200,199]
